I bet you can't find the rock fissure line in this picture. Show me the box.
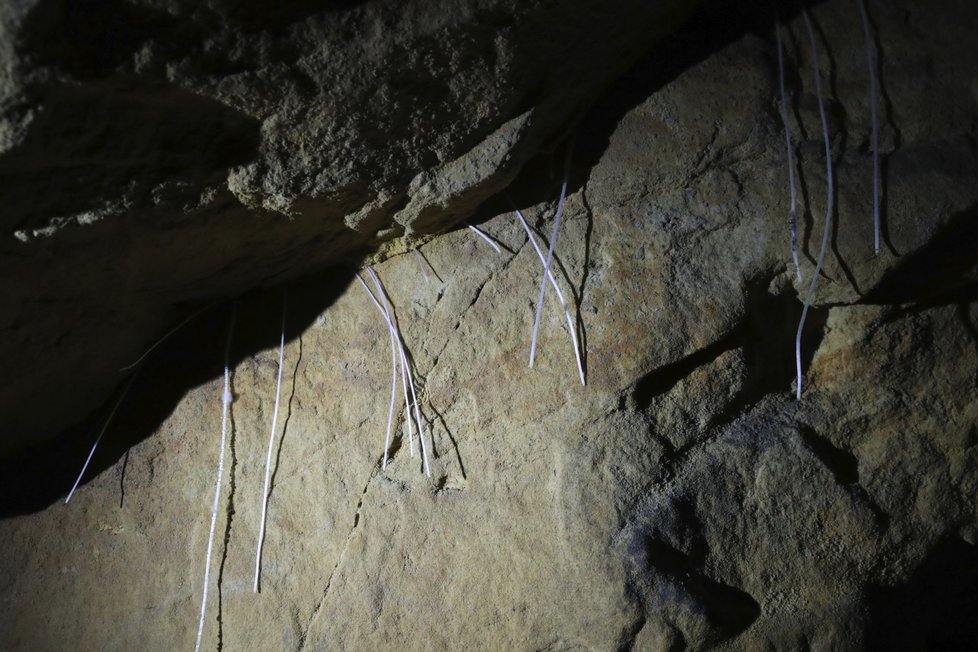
[427,235,528,373]
[214,407,238,652]
[296,472,375,651]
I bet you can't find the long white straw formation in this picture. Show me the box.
[65,367,141,504]
[357,269,431,477]
[120,302,216,371]
[367,267,431,478]
[356,273,412,458]
[253,293,287,593]
[466,223,502,253]
[858,0,881,255]
[515,208,585,385]
[775,21,802,282]
[795,9,835,401]
[365,275,400,467]
[196,303,236,652]
[381,302,398,469]
[529,142,574,368]
[397,324,415,459]
[413,248,430,283]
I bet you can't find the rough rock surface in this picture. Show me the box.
[0,0,694,455]
[2,0,978,650]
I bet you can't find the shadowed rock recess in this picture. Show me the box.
[1,0,976,649]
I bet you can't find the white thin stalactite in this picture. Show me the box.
[529,143,573,368]
[356,273,414,458]
[357,271,431,477]
[858,0,882,254]
[776,21,802,282]
[195,304,236,652]
[381,307,398,470]
[65,367,141,504]
[120,302,216,371]
[515,208,585,386]
[466,223,502,253]
[413,248,430,283]
[253,294,287,593]
[367,267,431,478]
[795,9,835,400]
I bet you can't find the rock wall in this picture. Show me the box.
[0,0,694,455]
[1,0,978,650]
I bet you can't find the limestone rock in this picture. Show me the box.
[0,0,694,455]
[1,0,977,650]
